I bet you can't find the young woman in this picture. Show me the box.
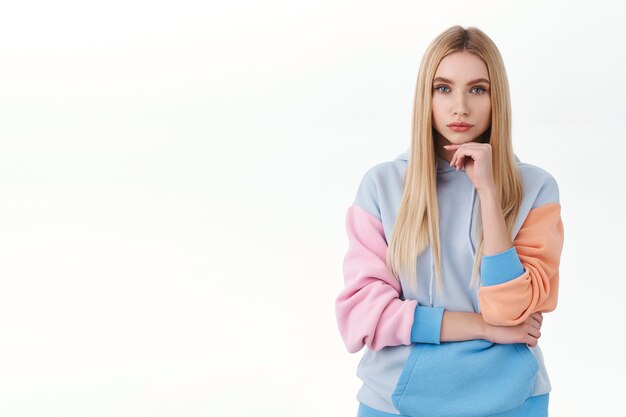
[335,25,564,417]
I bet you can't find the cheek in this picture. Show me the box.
[431,101,443,124]
[481,101,492,124]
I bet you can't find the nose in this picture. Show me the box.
[453,93,469,116]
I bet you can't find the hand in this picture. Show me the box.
[484,312,544,347]
[443,143,495,193]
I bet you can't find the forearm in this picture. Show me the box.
[479,187,514,256]
[440,310,489,342]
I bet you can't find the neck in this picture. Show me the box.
[434,134,455,162]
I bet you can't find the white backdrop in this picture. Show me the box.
[0,1,624,416]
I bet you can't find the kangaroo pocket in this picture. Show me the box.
[391,339,539,417]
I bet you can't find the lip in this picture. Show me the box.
[447,122,473,132]
[447,122,473,127]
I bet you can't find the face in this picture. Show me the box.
[431,50,492,149]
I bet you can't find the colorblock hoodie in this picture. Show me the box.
[335,148,564,417]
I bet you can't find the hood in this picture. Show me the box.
[393,147,520,305]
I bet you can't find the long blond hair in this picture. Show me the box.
[386,25,523,296]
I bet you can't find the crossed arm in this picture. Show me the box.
[335,199,561,353]
[440,309,543,347]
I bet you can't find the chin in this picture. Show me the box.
[449,137,475,144]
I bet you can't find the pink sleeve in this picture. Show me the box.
[335,204,438,353]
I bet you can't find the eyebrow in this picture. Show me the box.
[433,77,490,85]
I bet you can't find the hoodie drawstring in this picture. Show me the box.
[429,257,434,306]
[468,187,477,258]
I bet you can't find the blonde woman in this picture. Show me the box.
[335,25,564,417]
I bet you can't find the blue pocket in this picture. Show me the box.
[391,339,538,417]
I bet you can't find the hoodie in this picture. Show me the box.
[335,148,564,417]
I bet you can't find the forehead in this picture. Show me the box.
[434,51,489,80]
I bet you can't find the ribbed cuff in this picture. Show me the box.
[481,246,525,286]
[410,304,444,344]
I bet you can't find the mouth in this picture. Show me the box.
[447,122,474,127]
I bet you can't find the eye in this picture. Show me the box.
[471,86,488,94]
[434,85,449,93]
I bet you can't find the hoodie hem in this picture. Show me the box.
[357,393,549,417]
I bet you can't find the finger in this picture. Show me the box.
[445,144,464,168]
[458,153,473,171]
[446,144,481,170]
[526,332,539,346]
[528,316,541,329]
[452,153,462,171]
[450,150,458,169]
[444,143,486,151]
[528,327,541,340]
[532,312,543,325]
[455,148,480,170]
[451,149,467,170]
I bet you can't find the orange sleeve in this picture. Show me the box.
[478,202,564,326]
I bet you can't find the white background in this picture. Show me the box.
[0,0,624,416]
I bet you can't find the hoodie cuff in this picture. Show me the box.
[410,305,444,344]
[480,246,525,286]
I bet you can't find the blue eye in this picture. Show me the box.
[434,85,449,93]
[471,86,488,94]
